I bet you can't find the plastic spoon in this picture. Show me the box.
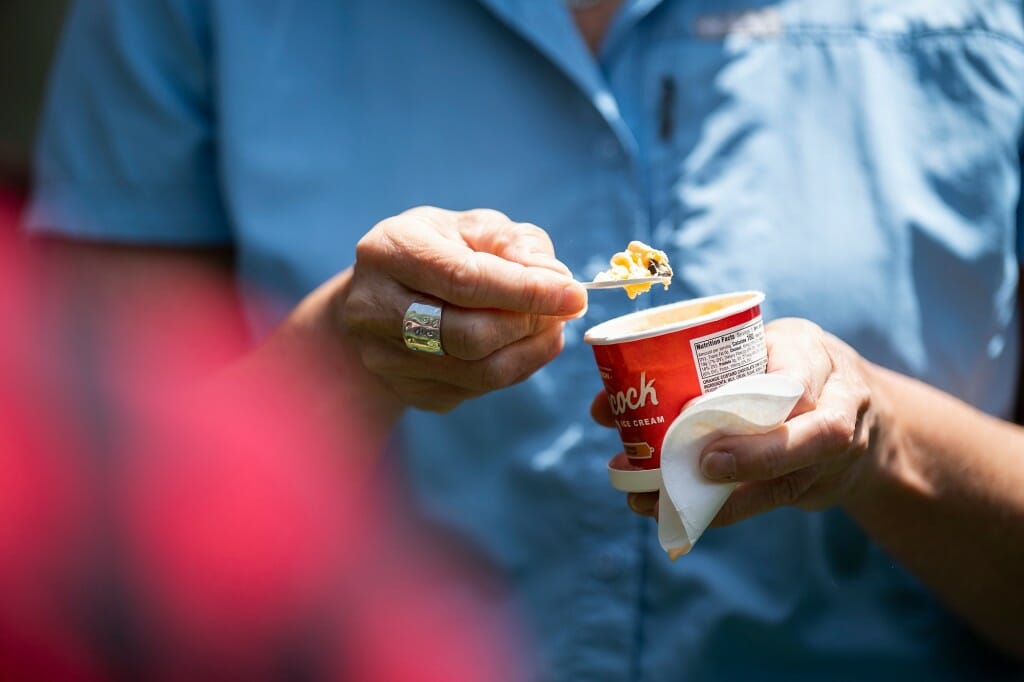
[580,276,671,290]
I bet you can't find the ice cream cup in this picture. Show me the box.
[584,291,768,492]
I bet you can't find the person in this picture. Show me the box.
[26,0,1024,679]
[0,200,525,682]
[2,196,528,679]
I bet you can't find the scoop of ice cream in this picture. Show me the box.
[593,240,673,299]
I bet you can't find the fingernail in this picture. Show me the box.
[558,280,588,316]
[701,451,736,481]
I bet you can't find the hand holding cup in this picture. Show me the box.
[593,318,880,527]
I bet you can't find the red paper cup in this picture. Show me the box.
[584,291,767,492]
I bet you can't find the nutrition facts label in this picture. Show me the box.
[689,317,767,392]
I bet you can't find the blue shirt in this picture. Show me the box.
[29,1,1024,679]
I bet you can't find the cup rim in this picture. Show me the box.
[583,290,765,346]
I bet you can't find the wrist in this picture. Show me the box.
[841,361,930,523]
[270,268,407,431]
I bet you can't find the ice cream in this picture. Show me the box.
[592,240,673,299]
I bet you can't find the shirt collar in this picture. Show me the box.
[474,0,656,154]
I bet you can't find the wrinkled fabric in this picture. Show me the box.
[28,1,1024,679]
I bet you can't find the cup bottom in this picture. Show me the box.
[607,453,661,493]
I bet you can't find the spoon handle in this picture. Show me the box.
[580,276,670,290]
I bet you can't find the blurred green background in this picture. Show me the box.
[1,0,68,196]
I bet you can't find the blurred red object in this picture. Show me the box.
[0,202,526,682]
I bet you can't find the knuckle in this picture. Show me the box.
[515,274,546,314]
[858,383,873,408]
[710,496,741,528]
[479,356,518,392]
[769,472,807,507]
[474,325,562,392]
[516,221,554,248]
[445,319,475,359]
[799,378,819,409]
[401,205,440,220]
[339,288,376,332]
[452,315,500,361]
[356,220,402,265]
[785,372,818,411]
[853,423,872,455]
[756,440,789,480]
[463,208,509,225]
[854,382,873,416]
[853,406,872,454]
[526,313,546,338]
[354,232,378,262]
[818,408,857,451]
[442,253,485,302]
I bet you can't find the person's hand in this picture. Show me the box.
[591,318,884,523]
[338,206,587,414]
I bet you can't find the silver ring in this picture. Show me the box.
[403,299,445,355]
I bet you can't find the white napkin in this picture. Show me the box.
[657,373,803,559]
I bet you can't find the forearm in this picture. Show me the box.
[205,267,407,453]
[845,363,1024,658]
[36,238,406,458]
[37,208,584,461]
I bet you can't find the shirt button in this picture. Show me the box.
[591,551,625,581]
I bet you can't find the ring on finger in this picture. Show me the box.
[403,297,445,355]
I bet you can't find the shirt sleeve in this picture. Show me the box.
[24,0,230,246]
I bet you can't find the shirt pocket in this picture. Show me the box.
[643,0,1024,246]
